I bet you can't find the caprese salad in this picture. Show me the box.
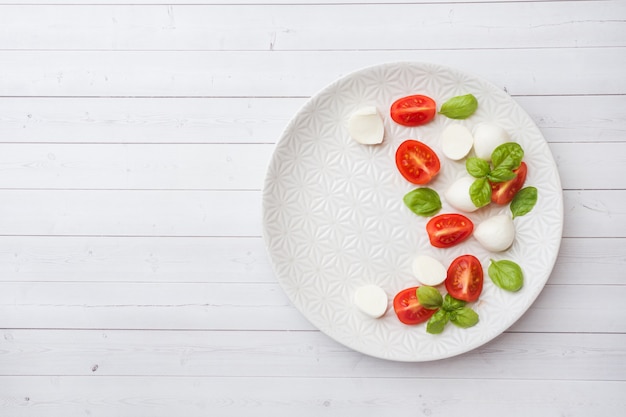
[349,93,538,334]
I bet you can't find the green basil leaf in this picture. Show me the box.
[491,142,524,171]
[488,259,524,292]
[416,286,443,310]
[487,167,517,183]
[439,94,478,119]
[449,307,479,328]
[403,187,442,217]
[466,157,491,178]
[510,186,538,218]
[426,309,449,334]
[442,294,466,312]
[469,177,491,208]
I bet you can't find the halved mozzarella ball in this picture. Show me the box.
[354,285,388,318]
[473,123,510,161]
[348,106,384,145]
[412,255,447,286]
[474,214,516,252]
[445,176,479,213]
[441,124,474,160]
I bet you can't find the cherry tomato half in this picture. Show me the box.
[390,95,437,127]
[393,287,437,325]
[490,162,528,205]
[445,255,484,302]
[426,213,474,249]
[395,140,441,185]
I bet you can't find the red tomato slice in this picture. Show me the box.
[445,255,483,302]
[395,140,441,185]
[426,213,474,249]
[393,287,437,325]
[390,95,437,127]
[491,162,528,205]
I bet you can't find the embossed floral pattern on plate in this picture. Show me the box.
[262,62,563,362]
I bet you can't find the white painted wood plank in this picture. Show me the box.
[0,142,620,190]
[1,96,623,144]
[0,144,274,190]
[510,284,626,332]
[0,0,596,4]
[0,189,622,237]
[551,238,626,285]
[516,95,626,143]
[0,281,314,331]
[0,236,274,283]
[0,236,622,286]
[562,190,626,237]
[0,190,264,237]
[0,97,294,144]
[0,282,624,333]
[1,376,624,417]
[1,330,623,380]
[0,142,626,190]
[1,49,624,97]
[3,3,623,50]
[549,142,626,189]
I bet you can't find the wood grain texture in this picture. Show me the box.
[1,282,624,333]
[1,49,624,97]
[0,189,623,237]
[0,0,589,3]
[2,2,624,50]
[1,330,624,380]
[1,96,624,144]
[0,1,624,415]
[2,376,624,417]
[0,236,623,285]
[0,142,622,190]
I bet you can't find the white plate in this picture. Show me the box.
[262,62,563,362]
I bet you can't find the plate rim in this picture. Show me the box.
[261,60,564,362]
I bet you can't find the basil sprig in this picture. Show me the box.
[469,177,491,208]
[466,157,491,178]
[439,94,478,119]
[403,187,442,217]
[426,310,449,334]
[487,167,517,183]
[441,293,466,311]
[510,186,538,218]
[488,259,524,292]
[449,307,480,328]
[465,142,528,208]
[416,286,443,309]
[491,142,524,171]
[417,289,479,334]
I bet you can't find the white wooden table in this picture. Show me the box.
[1,1,625,416]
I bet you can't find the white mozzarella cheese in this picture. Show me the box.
[472,123,510,161]
[412,255,447,286]
[353,285,388,318]
[348,106,385,145]
[441,123,474,160]
[445,176,480,213]
[474,214,516,252]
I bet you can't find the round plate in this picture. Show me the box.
[262,62,563,362]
